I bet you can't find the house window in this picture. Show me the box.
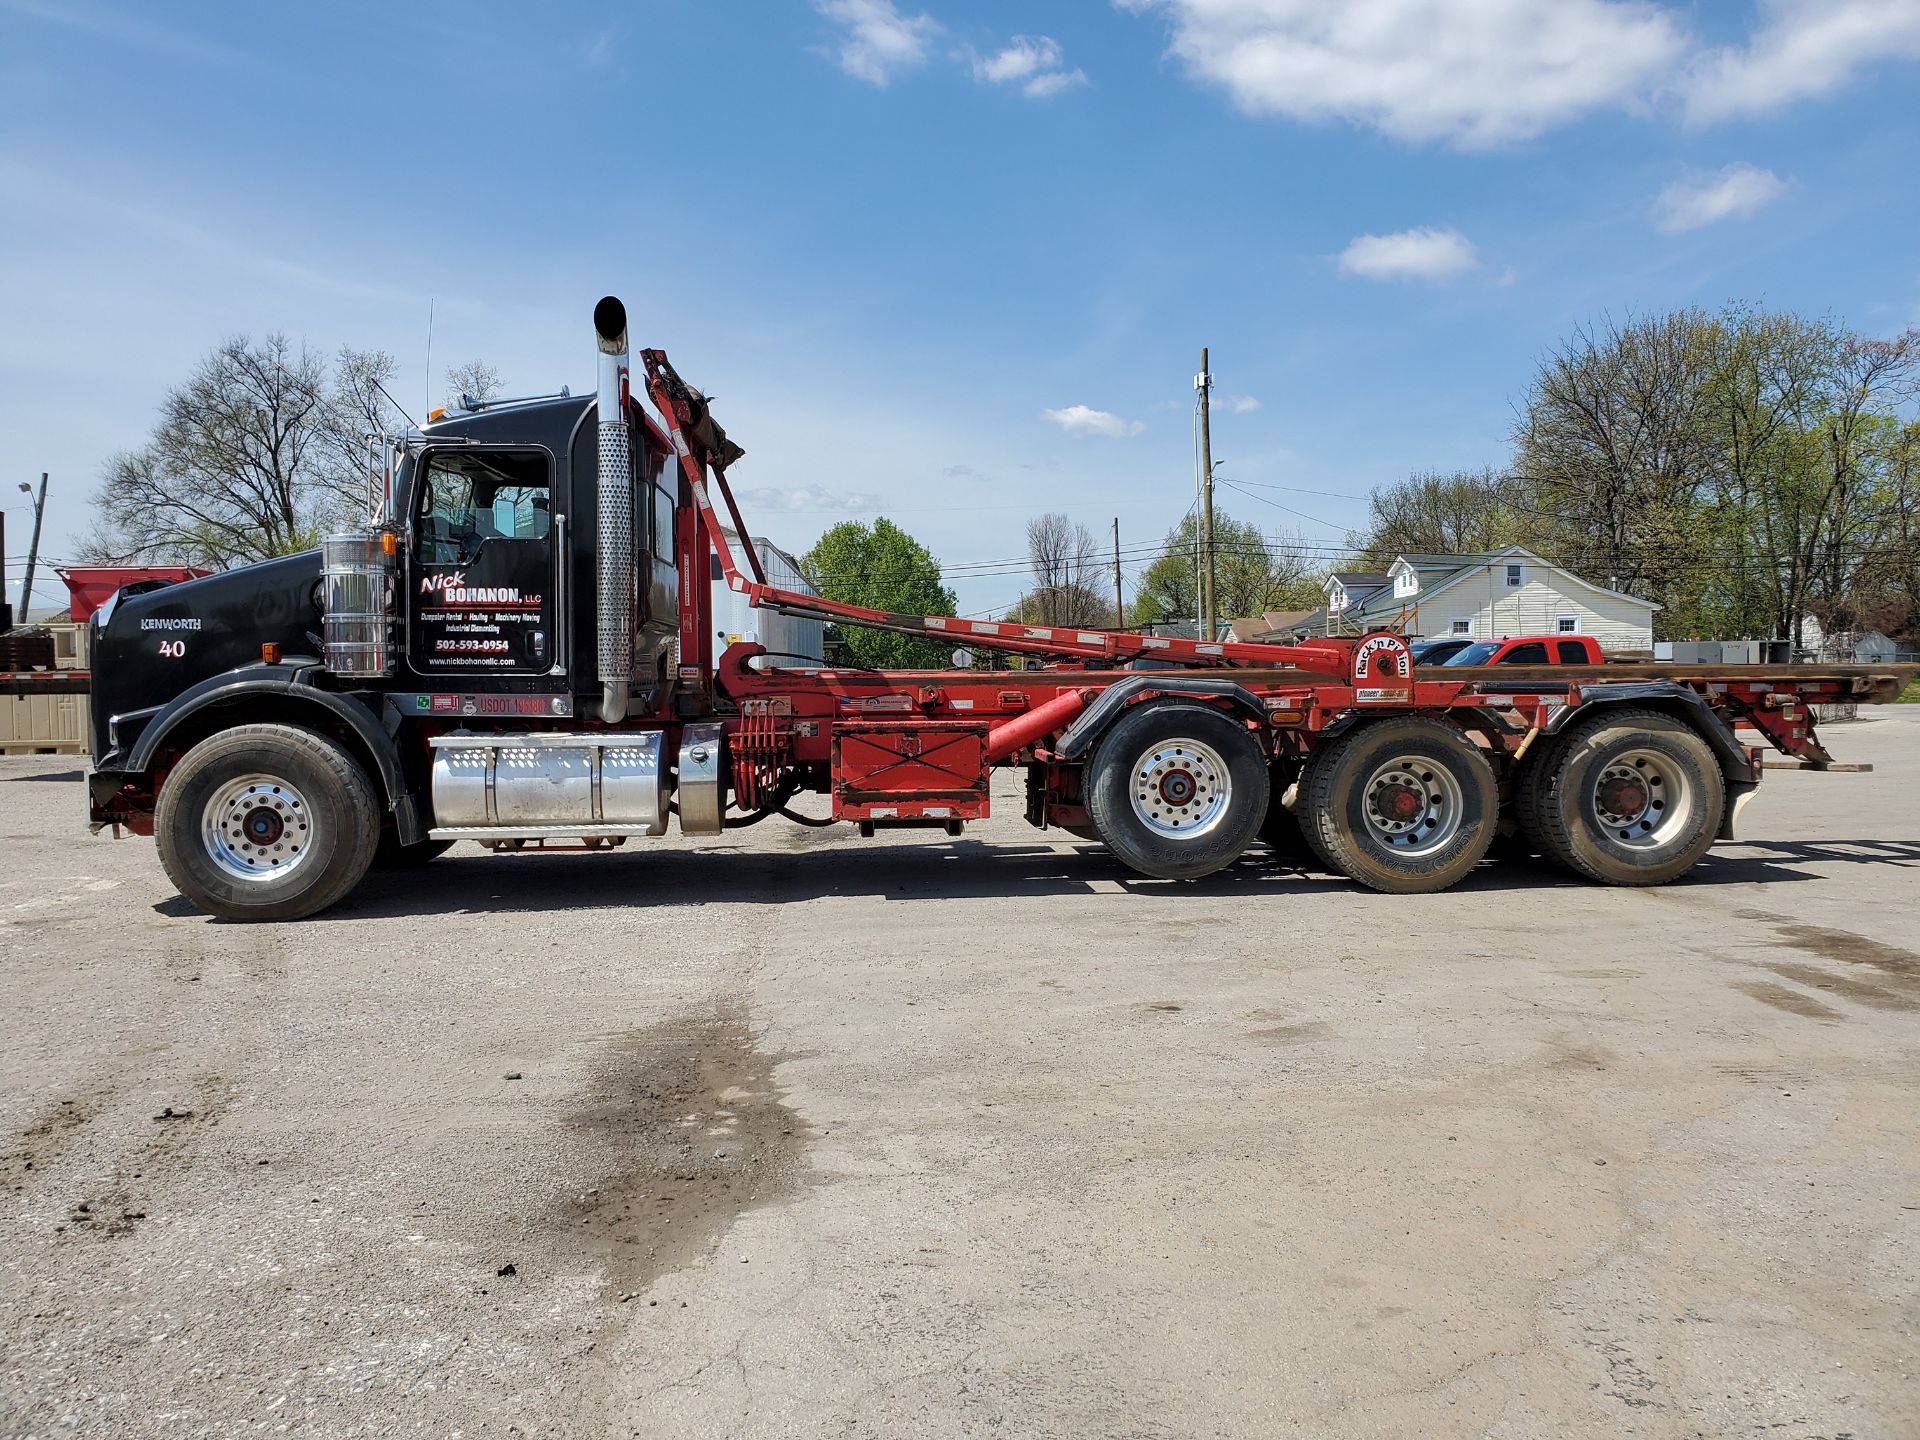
[1556,616,1579,633]
[1450,619,1471,635]
[1505,563,1523,587]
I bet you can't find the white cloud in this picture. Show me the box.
[1685,0,1920,122]
[1021,67,1090,98]
[1225,394,1261,414]
[972,35,1088,97]
[1653,163,1790,233]
[1042,405,1146,438]
[1118,0,1686,147]
[813,0,939,86]
[737,485,881,512]
[1336,227,1479,282]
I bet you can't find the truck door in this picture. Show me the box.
[408,448,559,677]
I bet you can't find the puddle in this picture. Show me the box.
[556,1005,812,1296]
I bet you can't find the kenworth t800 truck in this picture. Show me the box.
[83,298,1915,920]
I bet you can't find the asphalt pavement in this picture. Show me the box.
[3,709,1917,1438]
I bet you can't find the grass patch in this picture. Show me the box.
[1901,679,1920,704]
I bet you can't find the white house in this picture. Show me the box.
[1286,548,1658,650]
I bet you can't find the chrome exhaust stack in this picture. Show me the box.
[594,296,633,723]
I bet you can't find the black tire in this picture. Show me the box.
[1533,708,1723,886]
[1302,716,1497,894]
[373,832,455,868]
[155,723,380,921]
[1259,760,1314,861]
[1085,701,1268,880]
[1505,744,1560,864]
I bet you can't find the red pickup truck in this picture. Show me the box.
[1436,635,1606,666]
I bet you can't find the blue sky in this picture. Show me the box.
[3,0,1918,618]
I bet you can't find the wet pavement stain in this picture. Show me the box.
[1729,910,1920,1013]
[1245,1021,1332,1046]
[1732,980,1844,1023]
[1761,960,1919,1013]
[1769,923,1919,981]
[556,1005,812,1297]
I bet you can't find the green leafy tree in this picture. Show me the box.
[801,517,958,668]
[1133,512,1322,626]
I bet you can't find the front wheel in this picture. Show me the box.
[1085,701,1268,880]
[155,723,380,921]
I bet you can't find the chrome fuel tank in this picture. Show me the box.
[429,732,669,839]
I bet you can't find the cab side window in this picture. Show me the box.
[417,452,552,565]
[1499,642,1549,664]
[653,483,676,562]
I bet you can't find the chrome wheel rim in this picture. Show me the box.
[1130,738,1232,840]
[202,774,314,883]
[1361,754,1463,856]
[1591,748,1690,849]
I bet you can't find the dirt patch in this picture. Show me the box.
[1732,980,1844,1023]
[555,1005,812,1298]
[2,1095,98,1192]
[1547,1040,1614,1071]
[57,1074,232,1239]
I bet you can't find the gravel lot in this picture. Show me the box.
[3,710,1918,1439]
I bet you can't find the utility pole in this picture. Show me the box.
[1111,516,1124,630]
[1197,349,1216,641]
[0,510,11,630]
[18,472,47,623]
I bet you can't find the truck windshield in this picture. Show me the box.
[1444,642,1500,666]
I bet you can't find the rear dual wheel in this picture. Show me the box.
[1525,709,1723,885]
[1300,717,1497,894]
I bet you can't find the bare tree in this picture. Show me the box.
[83,337,418,567]
[1024,512,1106,626]
[1511,310,1723,598]
[1350,469,1516,568]
[84,334,359,566]
[1133,513,1321,625]
[444,359,503,410]
[322,346,411,519]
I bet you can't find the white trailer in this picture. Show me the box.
[710,530,826,669]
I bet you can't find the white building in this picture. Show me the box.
[1288,548,1658,651]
